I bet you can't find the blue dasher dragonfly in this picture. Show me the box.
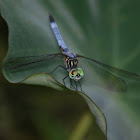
[3,15,140,92]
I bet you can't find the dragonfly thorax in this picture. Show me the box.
[65,55,78,71]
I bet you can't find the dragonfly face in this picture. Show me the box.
[69,68,84,81]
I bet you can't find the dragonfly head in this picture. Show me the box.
[69,68,84,81]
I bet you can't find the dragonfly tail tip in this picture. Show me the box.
[49,14,55,23]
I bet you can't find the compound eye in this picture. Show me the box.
[69,69,77,79]
[71,70,76,76]
[77,68,84,77]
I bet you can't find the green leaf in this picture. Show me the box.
[1,0,140,140]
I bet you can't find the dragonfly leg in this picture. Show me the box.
[70,79,77,90]
[74,81,78,91]
[63,75,69,86]
[51,65,66,74]
[79,81,82,91]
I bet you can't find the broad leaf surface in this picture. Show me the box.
[1,0,140,140]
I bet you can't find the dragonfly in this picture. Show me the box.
[3,15,140,92]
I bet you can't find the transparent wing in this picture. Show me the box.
[77,55,140,92]
[2,53,65,83]
[3,53,64,70]
[77,55,140,81]
[78,59,127,92]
